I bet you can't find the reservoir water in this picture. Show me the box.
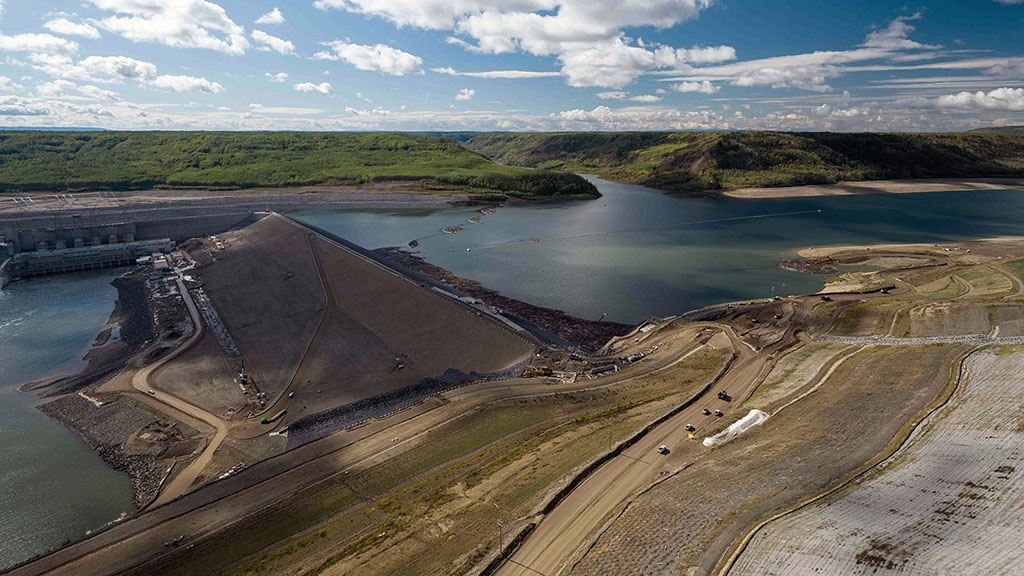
[293,177,1024,323]
[0,271,134,571]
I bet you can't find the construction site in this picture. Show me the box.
[3,195,1023,576]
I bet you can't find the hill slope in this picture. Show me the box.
[463,131,1024,194]
[0,131,597,200]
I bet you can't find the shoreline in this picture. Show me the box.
[23,272,163,507]
[723,177,1024,199]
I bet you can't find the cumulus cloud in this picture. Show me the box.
[265,72,288,82]
[925,87,1024,111]
[314,40,422,75]
[432,66,560,78]
[670,80,718,94]
[36,79,120,101]
[251,29,294,55]
[596,91,627,99]
[0,33,79,56]
[255,7,284,25]
[0,75,23,91]
[629,94,662,102]
[43,18,101,39]
[294,81,333,95]
[654,44,736,67]
[30,54,158,83]
[316,0,719,88]
[455,87,474,100]
[87,0,250,55]
[552,104,725,130]
[862,13,940,51]
[150,75,225,93]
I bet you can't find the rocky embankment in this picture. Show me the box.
[38,394,167,508]
[780,258,839,274]
[374,247,631,350]
[43,276,153,397]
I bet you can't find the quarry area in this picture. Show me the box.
[9,214,1024,576]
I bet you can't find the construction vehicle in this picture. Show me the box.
[717,391,732,402]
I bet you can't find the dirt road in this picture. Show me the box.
[136,276,230,506]
[496,326,771,576]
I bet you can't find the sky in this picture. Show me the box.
[0,0,1022,131]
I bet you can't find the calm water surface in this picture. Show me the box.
[293,177,1024,323]
[0,271,134,570]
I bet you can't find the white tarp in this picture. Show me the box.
[703,409,769,447]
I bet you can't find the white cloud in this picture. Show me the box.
[36,79,120,101]
[32,54,159,83]
[928,87,1024,111]
[294,81,332,95]
[317,0,717,88]
[552,104,725,130]
[455,87,474,100]
[251,29,294,55]
[265,72,288,82]
[0,33,78,56]
[78,84,121,100]
[432,66,560,78]
[314,40,422,75]
[0,75,22,91]
[150,75,225,93]
[670,80,718,94]
[654,44,736,67]
[733,65,838,92]
[87,0,250,55]
[596,91,627,99]
[43,18,101,39]
[861,13,940,51]
[255,7,284,25]
[630,94,662,102]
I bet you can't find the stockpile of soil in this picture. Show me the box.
[374,247,631,351]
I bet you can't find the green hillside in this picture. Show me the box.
[463,131,1024,194]
[0,131,597,200]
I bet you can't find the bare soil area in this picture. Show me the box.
[725,178,1024,199]
[732,347,1024,576]
[569,344,965,576]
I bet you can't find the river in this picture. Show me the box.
[292,176,1024,323]
[0,271,134,571]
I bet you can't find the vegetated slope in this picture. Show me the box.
[463,131,1024,194]
[0,131,597,199]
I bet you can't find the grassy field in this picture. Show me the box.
[462,131,1024,194]
[0,131,597,200]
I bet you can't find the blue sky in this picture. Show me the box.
[0,0,1022,131]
